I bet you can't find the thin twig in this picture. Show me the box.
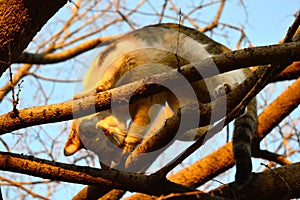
[176,9,182,72]
[158,0,169,24]
[0,176,49,200]
[199,0,225,32]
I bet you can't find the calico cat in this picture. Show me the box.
[64,23,257,186]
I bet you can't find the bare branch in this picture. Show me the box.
[0,176,49,200]
[253,150,292,165]
[272,61,300,82]
[15,36,119,64]
[0,42,300,134]
[209,163,300,200]
[252,77,300,144]
[199,0,225,32]
[0,64,31,102]
[0,151,194,196]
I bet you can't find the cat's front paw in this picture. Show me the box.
[214,83,231,97]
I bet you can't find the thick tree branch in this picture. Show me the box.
[146,163,300,200]
[71,186,120,200]
[253,77,300,143]
[272,61,300,82]
[209,162,300,200]
[0,0,68,77]
[0,151,194,197]
[6,147,297,200]
[0,42,300,135]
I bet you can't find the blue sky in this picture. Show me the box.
[243,0,299,45]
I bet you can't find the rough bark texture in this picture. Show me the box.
[254,77,300,141]
[273,61,300,82]
[210,162,300,200]
[0,0,68,77]
[0,43,300,135]
[1,150,299,200]
[0,152,194,197]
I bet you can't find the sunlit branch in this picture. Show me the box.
[0,42,299,135]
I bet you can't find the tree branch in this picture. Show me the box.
[199,0,225,32]
[0,42,299,135]
[253,77,300,143]
[209,162,300,200]
[15,36,119,64]
[0,151,195,197]
[272,61,300,82]
[0,64,31,102]
[145,162,300,200]
[0,0,68,77]
[12,145,300,199]
[252,150,292,165]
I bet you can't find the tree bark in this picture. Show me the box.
[0,151,299,199]
[0,0,68,77]
[0,42,300,135]
[209,162,300,200]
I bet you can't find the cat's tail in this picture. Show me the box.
[232,97,257,188]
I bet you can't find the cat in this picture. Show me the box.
[64,23,257,186]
